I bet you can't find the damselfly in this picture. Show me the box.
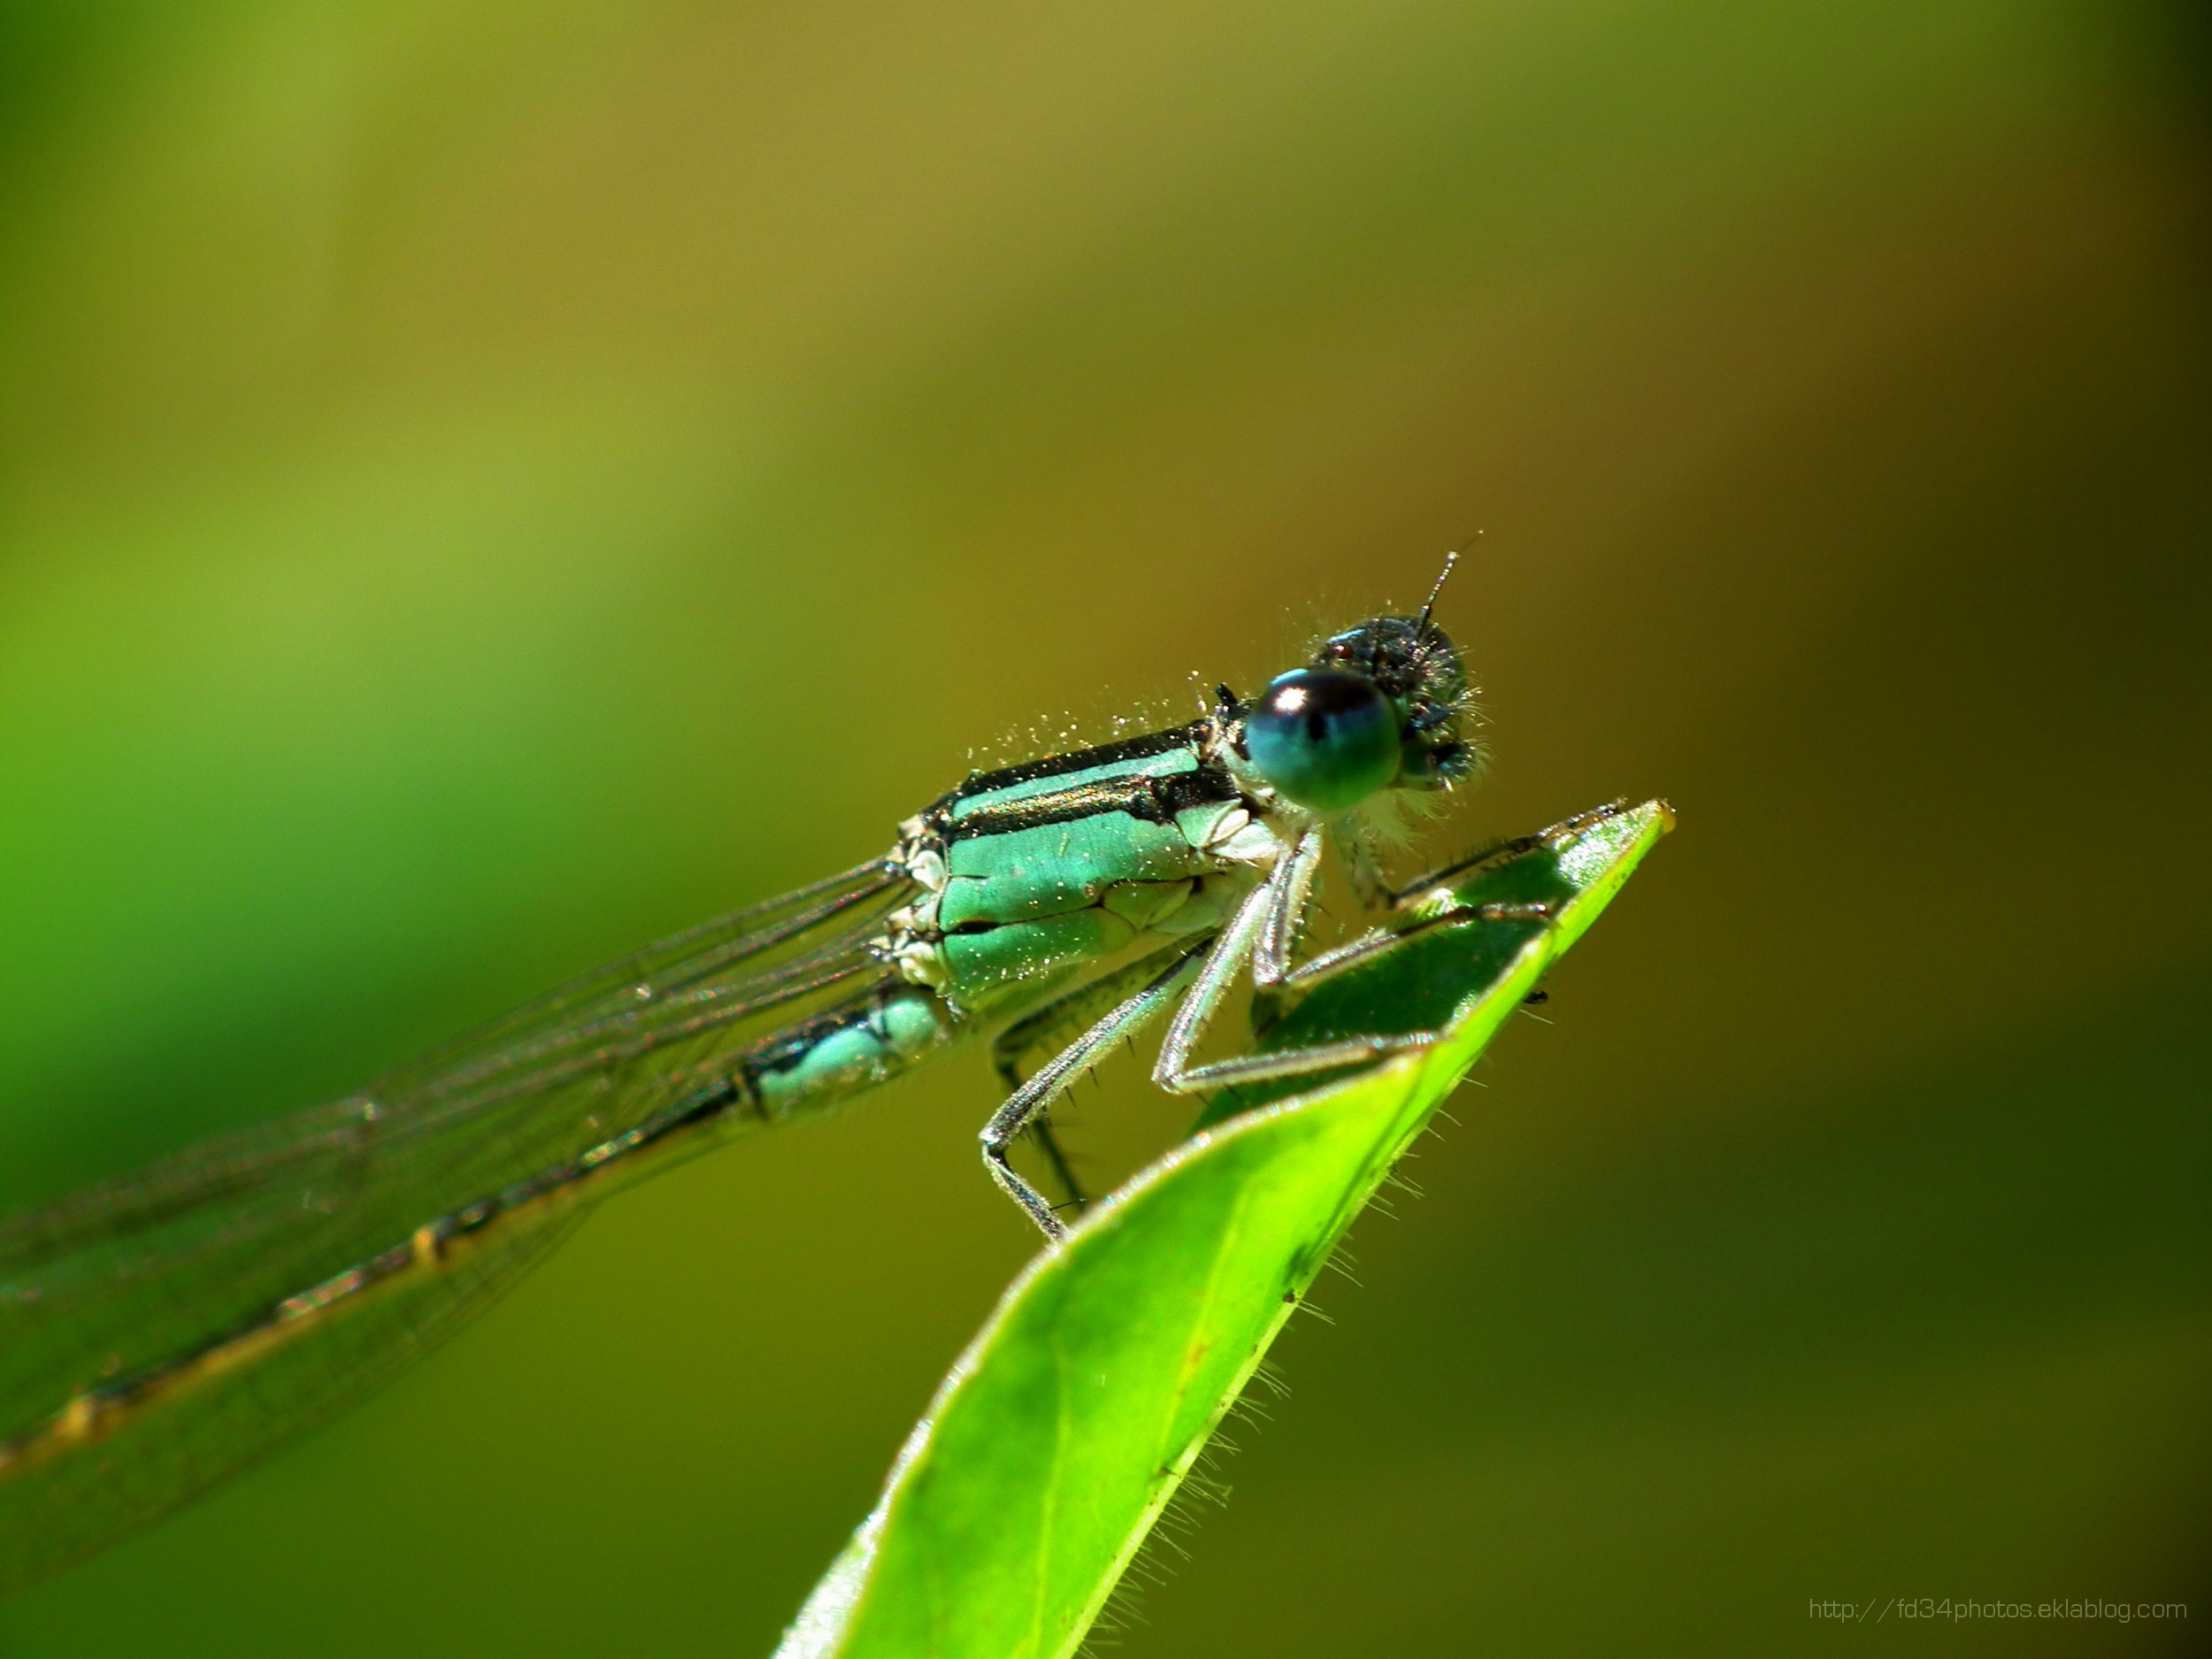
[1,557,1521,1589]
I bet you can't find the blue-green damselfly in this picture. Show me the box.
[1,557,1540,1589]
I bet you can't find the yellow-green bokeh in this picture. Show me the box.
[1,0,2205,1654]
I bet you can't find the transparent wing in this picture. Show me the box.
[0,1202,588,1593]
[0,855,915,1589]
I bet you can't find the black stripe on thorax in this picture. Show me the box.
[942,762,1241,841]
[951,720,1210,799]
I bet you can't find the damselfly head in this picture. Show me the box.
[1309,611,1473,789]
[1233,557,1478,817]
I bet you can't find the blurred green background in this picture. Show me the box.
[2,0,2207,1653]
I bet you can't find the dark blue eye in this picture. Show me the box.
[1241,668,1401,814]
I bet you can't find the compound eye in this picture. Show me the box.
[1242,668,1400,814]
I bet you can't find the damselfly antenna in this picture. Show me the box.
[1418,528,1479,630]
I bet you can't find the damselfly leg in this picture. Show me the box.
[979,822,1556,1239]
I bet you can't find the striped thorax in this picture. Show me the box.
[878,714,1286,1018]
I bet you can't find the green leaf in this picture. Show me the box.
[779,800,1672,1659]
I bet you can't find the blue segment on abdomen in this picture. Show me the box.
[744,986,953,1118]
